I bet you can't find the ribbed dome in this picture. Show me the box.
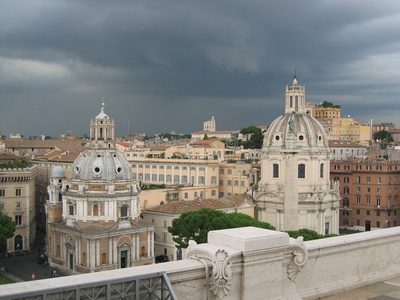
[50,166,65,178]
[263,113,328,149]
[71,149,132,181]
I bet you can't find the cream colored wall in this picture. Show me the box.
[0,166,37,251]
[218,163,252,197]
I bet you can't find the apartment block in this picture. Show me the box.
[330,158,400,231]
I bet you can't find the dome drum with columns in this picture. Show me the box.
[255,77,340,235]
[46,103,154,274]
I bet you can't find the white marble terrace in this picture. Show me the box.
[1,226,400,299]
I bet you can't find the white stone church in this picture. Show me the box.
[255,76,340,234]
[46,104,154,273]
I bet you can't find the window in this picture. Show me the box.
[367,187,371,193]
[298,164,305,178]
[345,165,350,170]
[227,180,232,186]
[167,166,172,170]
[366,197,371,205]
[377,198,381,207]
[152,174,157,182]
[219,169,224,175]
[320,164,324,178]
[152,165,157,169]
[367,165,371,170]
[377,188,381,193]
[376,221,380,228]
[356,165,361,170]
[15,188,21,197]
[273,164,279,178]
[199,176,205,184]
[211,190,216,196]
[0,189,5,197]
[159,174,164,182]
[211,176,217,185]
[194,192,198,198]
[121,206,128,218]
[145,174,150,181]
[184,192,188,199]
[163,233,167,243]
[219,179,223,186]
[164,220,168,228]
[344,177,349,183]
[174,175,179,183]
[356,196,360,204]
[357,187,360,192]
[16,202,21,210]
[234,180,239,186]
[344,187,349,194]
[377,177,381,184]
[145,165,150,169]
[356,209,360,215]
[366,210,370,216]
[334,177,340,182]
[343,218,349,225]
[241,181,245,187]
[343,199,349,207]
[166,175,172,183]
[367,177,370,183]
[199,167,205,172]
[356,176,361,183]
[376,211,380,216]
[15,215,22,225]
[174,166,179,170]
[182,175,188,184]
[0,203,4,211]
[227,169,232,175]
[334,165,340,170]
[69,205,74,215]
[376,165,382,170]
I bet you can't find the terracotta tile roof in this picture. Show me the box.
[0,153,19,160]
[5,139,84,149]
[145,198,236,214]
[190,139,219,146]
[117,143,134,147]
[218,193,255,206]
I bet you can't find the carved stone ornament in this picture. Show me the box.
[210,249,233,298]
[287,237,308,282]
[186,241,238,299]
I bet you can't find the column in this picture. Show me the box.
[89,239,95,268]
[109,238,113,265]
[136,233,140,260]
[147,231,150,258]
[113,238,117,264]
[96,239,100,267]
[283,153,299,231]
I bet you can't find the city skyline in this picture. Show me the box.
[1,1,400,137]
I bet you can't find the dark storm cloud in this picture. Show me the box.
[0,0,400,137]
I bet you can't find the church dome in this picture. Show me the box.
[71,149,132,181]
[263,113,328,149]
[263,76,329,150]
[50,166,65,178]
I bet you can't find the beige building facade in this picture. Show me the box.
[0,165,37,252]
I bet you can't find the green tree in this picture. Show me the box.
[373,130,393,143]
[285,228,338,241]
[240,126,263,149]
[0,211,16,241]
[168,208,275,248]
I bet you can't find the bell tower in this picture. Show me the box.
[285,75,306,114]
[89,101,115,149]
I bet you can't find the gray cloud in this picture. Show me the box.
[1,0,400,137]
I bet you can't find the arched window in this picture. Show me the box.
[343,198,349,207]
[14,235,23,250]
[290,96,293,107]
[93,204,99,216]
[320,164,324,178]
[295,96,299,111]
[273,164,279,178]
[298,164,305,178]
[343,218,349,225]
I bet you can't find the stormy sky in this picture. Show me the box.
[1,1,400,138]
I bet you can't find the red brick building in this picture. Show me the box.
[330,158,400,231]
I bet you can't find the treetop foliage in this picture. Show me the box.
[168,208,275,248]
[373,130,393,143]
[240,126,263,149]
[0,159,31,169]
[0,211,16,240]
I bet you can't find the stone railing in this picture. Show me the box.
[1,227,400,299]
